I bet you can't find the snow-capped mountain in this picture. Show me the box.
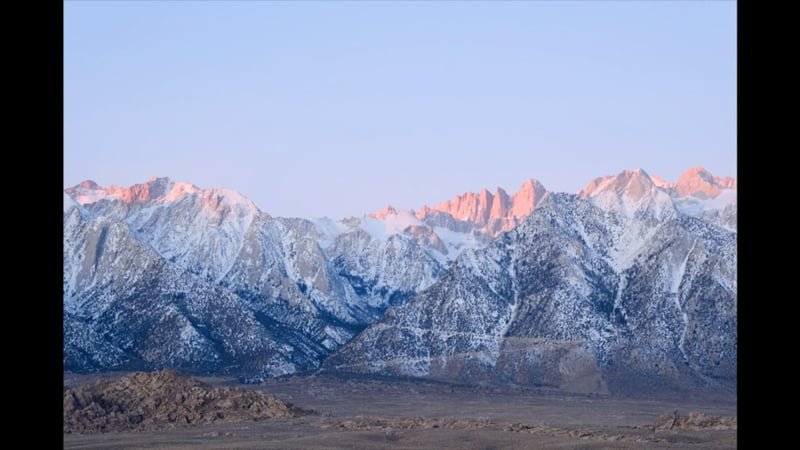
[415,179,549,237]
[668,167,737,231]
[64,204,306,377]
[578,169,677,221]
[64,167,735,392]
[324,168,736,394]
[64,177,457,379]
[672,166,737,197]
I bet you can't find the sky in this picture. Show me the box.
[64,1,736,219]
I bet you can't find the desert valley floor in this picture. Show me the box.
[64,371,736,449]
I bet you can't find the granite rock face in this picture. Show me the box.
[325,189,736,394]
[64,167,735,392]
[63,178,452,380]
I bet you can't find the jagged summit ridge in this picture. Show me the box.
[411,178,548,237]
[67,176,199,205]
[325,191,736,394]
[673,166,736,199]
[64,166,736,390]
[578,168,676,220]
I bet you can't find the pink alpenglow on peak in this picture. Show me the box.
[489,187,511,220]
[65,177,263,225]
[66,177,201,205]
[196,187,260,217]
[650,175,674,189]
[576,167,736,222]
[578,169,678,220]
[370,205,399,220]
[578,169,656,201]
[510,179,548,220]
[164,181,202,202]
[414,178,548,237]
[673,166,736,199]
[423,188,495,225]
[579,167,736,200]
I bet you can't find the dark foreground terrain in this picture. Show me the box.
[64,371,736,449]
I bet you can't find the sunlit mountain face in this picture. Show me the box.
[64,167,735,393]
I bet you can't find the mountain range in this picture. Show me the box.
[63,166,736,393]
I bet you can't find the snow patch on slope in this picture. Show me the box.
[357,210,424,241]
[433,226,484,258]
[310,217,350,248]
[673,189,737,216]
[63,192,87,215]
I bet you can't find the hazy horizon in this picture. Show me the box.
[65,1,735,218]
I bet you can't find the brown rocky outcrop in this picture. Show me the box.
[64,370,312,433]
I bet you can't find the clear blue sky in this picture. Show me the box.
[64,1,735,219]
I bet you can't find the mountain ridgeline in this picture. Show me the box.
[63,167,736,393]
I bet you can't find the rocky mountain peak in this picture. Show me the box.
[510,179,548,219]
[66,177,201,206]
[578,169,675,219]
[411,179,547,237]
[489,187,511,219]
[78,180,100,189]
[650,175,673,189]
[370,205,399,220]
[63,167,736,392]
[674,166,736,199]
[578,169,654,198]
